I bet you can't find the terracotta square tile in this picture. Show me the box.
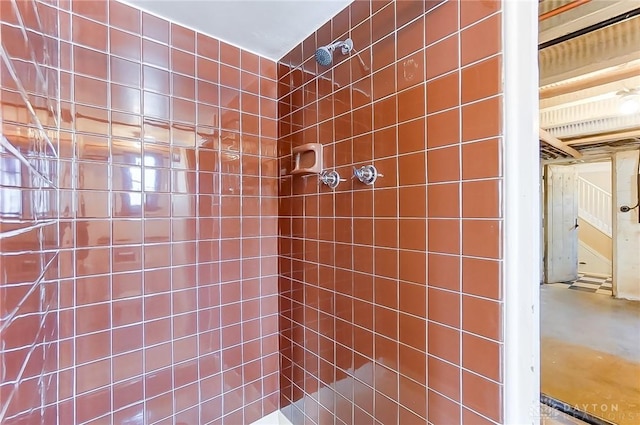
[425,34,458,80]
[462,138,501,179]
[352,190,373,217]
[462,370,502,423]
[462,332,501,382]
[74,75,108,108]
[143,91,170,120]
[426,109,459,149]
[171,24,195,53]
[73,15,107,51]
[172,98,196,123]
[146,392,173,423]
[398,118,425,154]
[398,0,425,23]
[77,359,111,393]
[374,247,398,280]
[197,33,220,60]
[111,84,141,114]
[110,0,140,33]
[372,34,396,73]
[397,17,424,59]
[462,257,500,300]
[220,63,241,88]
[242,50,260,75]
[398,152,426,185]
[220,42,240,67]
[372,0,393,14]
[111,57,141,88]
[462,295,501,341]
[397,50,425,92]
[375,333,398,371]
[372,2,395,43]
[142,12,169,44]
[171,48,195,76]
[462,96,502,142]
[399,186,426,218]
[428,218,459,255]
[73,0,107,23]
[427,356,460,401]
[461,14,501,66]
[73,45,108,79]
[399,345,426,385]
[1,25,27,61]
[114,404,146,425]
[428,287,459,328]
[425,0,458,45]
[198,80,220,106]
[461,0,501,28]
[399,250,426,285]
[428,322,460,364]
[462,56,502,105]
[427,183,460,218]
[399,313,425,350]
[374,218,397,248]
[373,65,396,101]
[462,219,501,258]
[374,126,397,159]
[426,71,459,114]
[76,331,110,364]
[350,0,371,27]
[75,387,111,423]
[197,57,219,83]
[399,376,427,419]
[143,39,169,69]
[427,145,459,183]
[76,303,111,335]
[332,6,350,41]
[399,218,426,251]
[428,389,461,424]
[375,384,399,422]
[399,282,426,316]
[397,84,425,123]
[374,188,398,218]
[463,407,496,425]
[462,180,500,218]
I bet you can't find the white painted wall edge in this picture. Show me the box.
[503,0,541,423]
[251,410,294,425]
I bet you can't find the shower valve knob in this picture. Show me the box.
[319,170,345,189]
[353,165,383,185]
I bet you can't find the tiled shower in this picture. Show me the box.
[0,0,506,424]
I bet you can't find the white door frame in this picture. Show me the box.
[503,0,540,423]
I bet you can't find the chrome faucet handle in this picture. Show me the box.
[319,170,345,189]
[353,165,382,185]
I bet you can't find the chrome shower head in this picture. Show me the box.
[315,46,333,66]
[315,38,353,66]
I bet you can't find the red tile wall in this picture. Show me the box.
[1,1,279,423]
[277,0,505,423]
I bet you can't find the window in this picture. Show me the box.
[0,155,23,217]
[128,155,158,207]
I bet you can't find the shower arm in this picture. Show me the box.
[328,39,352,54]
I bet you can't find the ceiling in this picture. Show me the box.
[124,0,353,60]
[538,0,640,161]
[124,0,638,160]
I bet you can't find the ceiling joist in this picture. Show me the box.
[540,128,583,158]
[564,129,640,146]
[540,62,640,99]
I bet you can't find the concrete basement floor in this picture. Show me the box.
[541,284,640,425]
